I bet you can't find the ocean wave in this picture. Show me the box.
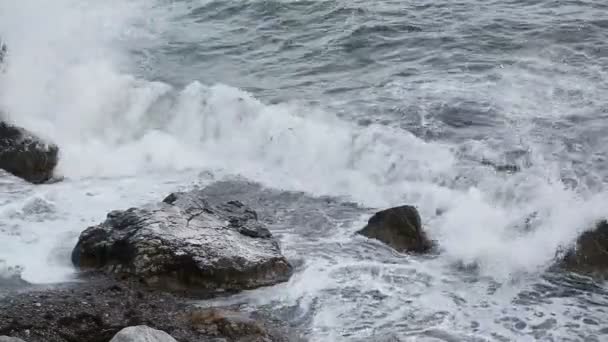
[1,0,607,291]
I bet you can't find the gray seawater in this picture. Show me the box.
[1,0,608,341]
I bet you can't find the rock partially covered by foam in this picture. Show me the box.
[110,326,176,342]
[562,220,608,275]
[357,206,432,253]
[71,189,293,294]
[0,122,59,184]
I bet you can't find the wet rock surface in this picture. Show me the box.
[562,220,608,275]
[0,275,297,342]
[71,188,293,295]
[357,205,432,253]
[109,325,177,342]
[0,122,59,184]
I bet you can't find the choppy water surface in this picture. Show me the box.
[1,0,608,340]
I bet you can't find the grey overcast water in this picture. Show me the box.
[1,0,608,341]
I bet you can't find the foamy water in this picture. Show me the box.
[1,0,608,340]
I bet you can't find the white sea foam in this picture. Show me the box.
[0,0,605,281]
[0,1,607,340]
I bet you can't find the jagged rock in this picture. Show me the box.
[357,205,432,253]
[0,122,59,184]
[562,220,608,275]
[110,326,177,342]
[0,337,27,342]
[0,275,296,342]
[71,190,293,295]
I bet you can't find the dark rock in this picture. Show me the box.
[562,220,608,275]
[357,206,432,253]
[71,190,293,295]
[0,275,297,342]
[481,158,520,173]
[0,122,59,184]
[110,326,176,342]
[0,41,6,66]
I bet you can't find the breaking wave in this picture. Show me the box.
[0,0,606,283]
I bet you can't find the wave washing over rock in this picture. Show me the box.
[2,0,608,341]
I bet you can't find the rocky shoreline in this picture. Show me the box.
[0,177,301,341]
[4,114,608,340]
[0,273,300,342]
[0,182,303,341]
[0,112,301,341]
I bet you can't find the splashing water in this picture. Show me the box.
[0,0,606,279]
[1,0,608,340]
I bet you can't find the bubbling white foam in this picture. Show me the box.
[0,0,605,282]
[6,73,605,278]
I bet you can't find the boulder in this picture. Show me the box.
[110,326,176,342]
[71,190,293,294]
[0,337,27,342]
[561,220,608,274]
[357,205,432,253]
[0,122,59,184]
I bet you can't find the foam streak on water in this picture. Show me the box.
[1,0,608,341]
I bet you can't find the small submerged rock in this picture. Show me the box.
[562,220,608,275]
[71,189,293,295]
[0,121,59,184]
[357,205,432,253]
[110,326,177,342]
